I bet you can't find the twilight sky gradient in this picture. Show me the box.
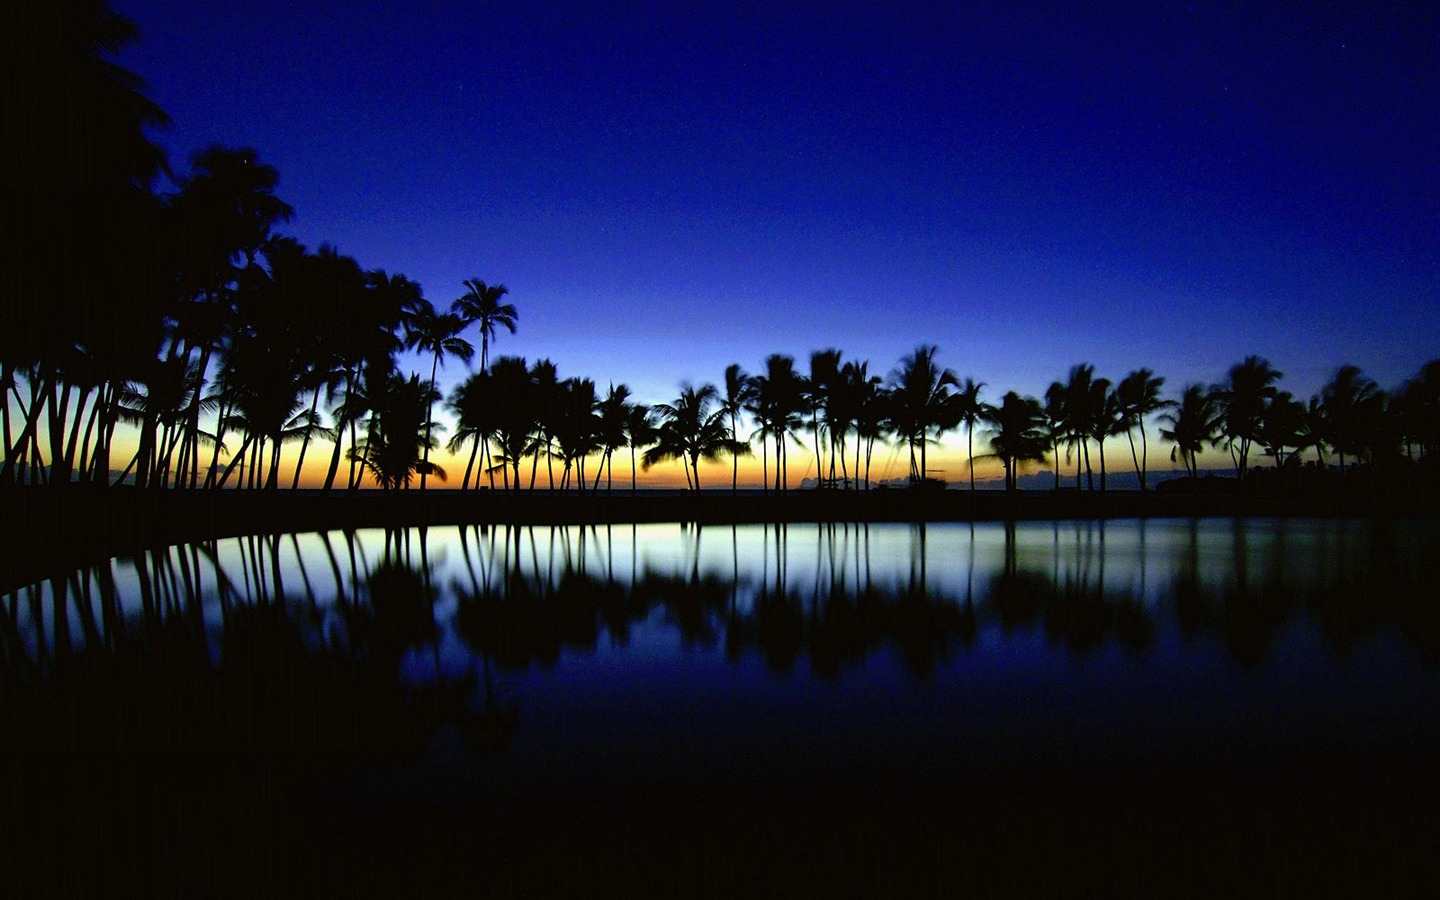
[113,0,1437,483]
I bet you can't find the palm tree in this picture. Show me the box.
[1318,364,1381,474]
[527,359,560,489]
[448,371,495,490]
[624,404,657,491]
[594,382,635,490]
[1257,390,1307,470]
[953,377,989,491]
[644,383,745,490]
[452,278,516,372]
[1040,384,1069,492]
[984,392,1049,492]
[1,0,172,487]
[722,363,753,491]
[1113,368,1171,492]
[552,377,599,491]
[1213,356,1282,480]
[486,356,534,490]
[404,298,473,489]
[1159,384,1219,479]
[805,349,842,486]
[1057,364,1106,490]
[168,146,294,490]
[1396,359,1440,461]
[837,359,882,489]
[350,373,444,489]
[887,345,959,484]
[746,355,807,491]
[320,268,413,491]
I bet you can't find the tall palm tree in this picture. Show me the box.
[1,0,172,487]
[887,345,959,484]
[722,363,753,491]
[746,355,807,491]
[1318,364,1381,474]
[485,356,533,490]
[624,404,657,491]
[1159,384,1219,479]
[594,382,635,490]
[1258,390,1307,470]
[952,377,989,491]
[404,298,473,489]
[984,392,1049,492]
[1113,368,1171,492]
[552,377,599,492]
[836,359,881,489]
[452,278,516,372]
[320,268,413,491]
[1396,359,1440,461]
[1042,382,1068,492]
[350,373,443,490]
[805,349,842,486]
[644,383,745,490]
[448,371,495,490]
[1213,355,1282,480]
[1057,364,1105,490]
[527,358,560,489]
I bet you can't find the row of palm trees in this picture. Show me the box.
[4,1,1438,494]
[437,347,1440,494]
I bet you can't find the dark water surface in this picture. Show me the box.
[4,518,1438,894]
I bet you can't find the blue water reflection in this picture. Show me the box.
[5,517,1439,892]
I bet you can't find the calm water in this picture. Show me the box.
[5,517,1439,892]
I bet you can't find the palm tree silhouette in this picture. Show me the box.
[644,383,745,490]
[351,373,444,489]
[487,356,535,490]
[448,371,495,490]
[984,392,1049,492]
[319,269,413,491]
[594,382,634,490]
[1114,368,1171,492]
[747,355,807,491]
[1,0,171,487]
[805,349,842,486]
[452,278,516,372]
[837,358,882,489]
[887,345,959,484]
[722,363,753,491]
[1159,384,1219,479]
[404,298,473,489]
[624,404,657,491]
[952,377,989,491]
[553,377,599,492]
[527,358,561,489]
[1213,356,1282,481]
[1318,364,1382,474]
[1057,364,1105,490]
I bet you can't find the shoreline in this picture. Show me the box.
[3,484,1433,594]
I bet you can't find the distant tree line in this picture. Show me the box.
[2,1,1437,494]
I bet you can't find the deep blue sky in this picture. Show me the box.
[116,0,1436,422]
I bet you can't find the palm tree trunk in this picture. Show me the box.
[968,427,976,491]
[1125,422,1143,492]
[1098,434,1107,492]
[421,353,440,489]
[463,433,481,489]
[0,372,51,485]
[291,385,323,489]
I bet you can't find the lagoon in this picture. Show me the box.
[4,517,1438,894]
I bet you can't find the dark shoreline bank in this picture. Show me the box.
[2,484,1433,594]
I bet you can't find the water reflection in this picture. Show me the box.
[5,518,1439,892]
[8,519,1440,680]
[6,519,1438,756]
